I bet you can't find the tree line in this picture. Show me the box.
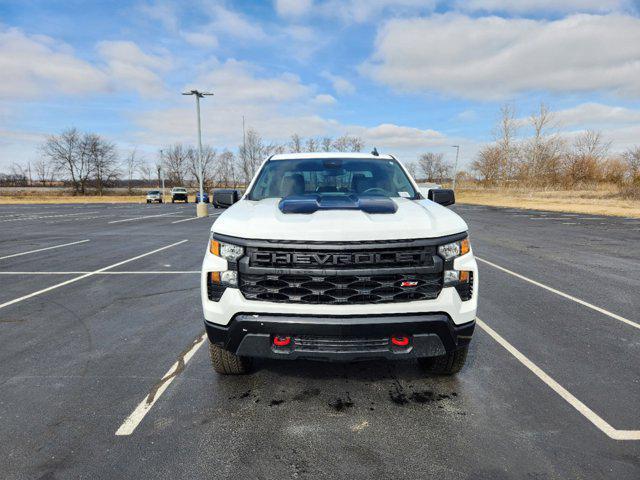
[469,103,640,190]
[1,128,365,192]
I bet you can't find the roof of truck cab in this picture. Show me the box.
[269,152,395,161]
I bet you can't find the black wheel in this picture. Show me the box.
[419,346,468,375]
[209,343,252,375]
[159,200,163,204]
[171,199,175,203]
[146,200,150,203]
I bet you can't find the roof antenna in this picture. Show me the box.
[371,147,379,156]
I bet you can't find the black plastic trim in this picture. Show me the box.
[204,313,475,360]
[212,232,468,250]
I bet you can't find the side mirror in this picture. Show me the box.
[428,188,455,206]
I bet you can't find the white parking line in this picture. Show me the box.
[108,213,178,224]
[0,270,198,275]
[0,239,89,260]
[0,211,100,223]
[115,332,206,436]
[476,256,640,331]
[171,216,203,224]
[0,240,188,310]
[477,317,640,440]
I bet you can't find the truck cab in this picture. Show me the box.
[201,153,478,375]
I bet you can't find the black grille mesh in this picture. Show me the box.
[240,272,442,305]
[293,336,389,353]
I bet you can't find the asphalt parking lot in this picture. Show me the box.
[0,202,638,479]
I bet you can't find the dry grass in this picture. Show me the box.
[0,195,149,204]
[456,185,640,218]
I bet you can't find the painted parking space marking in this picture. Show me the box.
[476,256,640,331]
[171,216,205,224]
[108,213,178,224]
[0,240,188,311]
[0,239,89,260]
[0,270,199,275]
[477,317,640,440]
[115,332,206,436]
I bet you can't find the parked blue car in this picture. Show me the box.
[195,191,210,203]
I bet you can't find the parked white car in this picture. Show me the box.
[146,190,163,204]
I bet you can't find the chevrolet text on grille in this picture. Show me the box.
[250,251,428,266]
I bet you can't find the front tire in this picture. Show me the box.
[209,343,252,375]
[419,346,468,375]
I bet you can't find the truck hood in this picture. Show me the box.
[212,197,467,241]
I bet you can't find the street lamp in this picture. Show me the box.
[182,89,213,217]
[451,145,460,191]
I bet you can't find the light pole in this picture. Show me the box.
[159,149,166,205]
[451,145,460,190]
[182,89,213,217]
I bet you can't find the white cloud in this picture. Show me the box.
[364,13,640,100]
[96,41,170,96]
[275,0,314,17]
[137,1,179,32]
[320,0,435,23]
[205,3,266,41]
[552,102,640,127]
[181,31,219,48]
[313,93,337,105]
[321,71,356,95]
[454,0,635,15]
[0,27,108,99]
[132,58,457,162]
[353,123,445,149]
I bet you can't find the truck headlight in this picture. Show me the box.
[210,238,244,261]
[438,238,470,260]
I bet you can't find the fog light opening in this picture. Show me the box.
[391,335,410,347]
[273,335,292,347]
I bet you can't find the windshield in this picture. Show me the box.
[148,191,160,194]
[173,188,186,193]
[248,158,417,201]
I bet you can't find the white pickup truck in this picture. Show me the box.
[201,152,478,374]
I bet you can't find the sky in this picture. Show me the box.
[1,0,640,171]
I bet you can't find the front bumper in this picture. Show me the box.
[205,313,474,361]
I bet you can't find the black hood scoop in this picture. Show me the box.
[278,194,398,214]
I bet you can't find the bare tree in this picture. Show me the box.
[404,161,420,180]
[33,157,56,186]
[138,158,154,187]
[123,148,141,193]
[88,134,119,195]
[520,102,565,186]
[471,145,502,185]
[187,145,216,189]
[623,146,640,182]
[418,152,451,183]
[562,130,611,185]
[41,128,93,194]
[321,137,333,152]
[239,128,271,184]
[332,135,363,152]
[162,144,189,186]
[289,134,303,153]
[494,103,520,183]
[305,137,320,152]
[216,150,239,188]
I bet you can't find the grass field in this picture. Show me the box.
[456,186,640,218]
[2,186,639,218]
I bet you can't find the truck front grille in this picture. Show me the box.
[293,335,389,353]
[239,272,442,305]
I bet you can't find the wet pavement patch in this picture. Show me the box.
[328,394,354,412]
